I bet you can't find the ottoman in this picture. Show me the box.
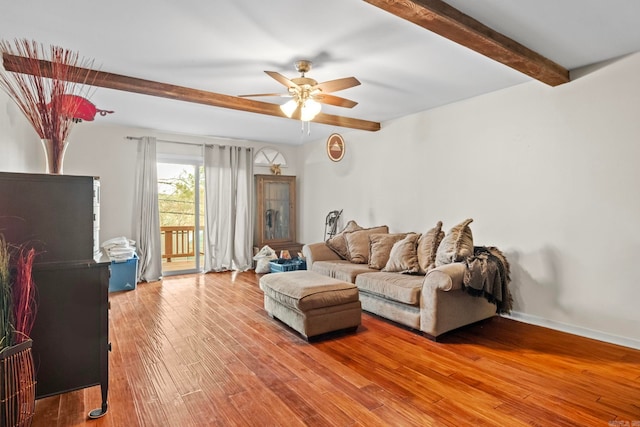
[259,270,362,339]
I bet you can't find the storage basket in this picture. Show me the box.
[269,257,307,273]
[0,339,36,427]
[109,253,139,292]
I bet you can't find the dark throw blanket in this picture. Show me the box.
[462,246,513,314]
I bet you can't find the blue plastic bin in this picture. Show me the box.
[269,257,307,273]
[108,253,138,292]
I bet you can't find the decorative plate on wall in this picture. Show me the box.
[327,133,345,162]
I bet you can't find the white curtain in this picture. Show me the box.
[133,136,162,281]
[203,145,254,272]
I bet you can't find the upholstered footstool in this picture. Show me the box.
[259,270,362,340]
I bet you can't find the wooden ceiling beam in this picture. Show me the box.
[363,0,570,86]
[2,53,381,132]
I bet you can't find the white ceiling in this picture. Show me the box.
[2,0,640,145]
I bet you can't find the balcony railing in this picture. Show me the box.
[161,225,203,262]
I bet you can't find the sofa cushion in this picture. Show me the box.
[259,271,359,311]
[382,233,420,274]
[326,220,362,259]
[311,260,379,283]
[344,225,389,264]
[436,218,474,267]
[368,233,408,270]
[356,272,424,305]
[417,221,445,274]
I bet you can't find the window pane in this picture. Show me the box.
[158,163,199,274]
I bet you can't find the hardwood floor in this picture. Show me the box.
[33,271,640,426]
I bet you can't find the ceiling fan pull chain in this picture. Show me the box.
[299,121,311,136]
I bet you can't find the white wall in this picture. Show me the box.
[300,53,640,348]
[0,92,46,173]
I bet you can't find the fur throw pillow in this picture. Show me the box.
[344,225,389,264]
[435,218,474,267]
[368,233,408,270]
[382,233,421,274]
[326,220,362,259]
[417,221,445,274]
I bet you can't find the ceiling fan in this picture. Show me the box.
[240,60,361,122]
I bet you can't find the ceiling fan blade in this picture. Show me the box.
[313,93,358,108]
[315,76,361,93]
[265,71,298,88]
[238,93,289,98]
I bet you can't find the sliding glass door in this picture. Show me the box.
[157,161,204,275]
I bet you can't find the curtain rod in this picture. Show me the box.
[126,136,204,147]
[125,136,252,150]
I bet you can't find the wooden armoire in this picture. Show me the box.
[254,174,303,256]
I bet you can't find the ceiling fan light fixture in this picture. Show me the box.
[280,99,298,117]
[300,99,321,121]
[243,59,360,126]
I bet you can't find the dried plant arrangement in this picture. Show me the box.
[12,247,36,345]
[0,237,37,427]
[0,38,96,173]
[0,236,12,349]
[0,236,37,349]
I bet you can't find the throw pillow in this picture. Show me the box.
[382,233,421,274]
[326,220,362,259]
[368,233,408,270]
[435,218,474,267]
[417,221,445,274]
[344,225,389,264]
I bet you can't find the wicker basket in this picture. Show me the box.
[0,339,36,427]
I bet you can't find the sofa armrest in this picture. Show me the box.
[302,242,342,269]
[423,262,466,292]
[420,262,496,339]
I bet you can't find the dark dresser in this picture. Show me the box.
[0,172,109,418]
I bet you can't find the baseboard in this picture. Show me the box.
[502,311,640,351]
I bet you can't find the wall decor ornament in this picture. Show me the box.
[269,164,282,175]
[327,133,345,162]
[0,39,98,174]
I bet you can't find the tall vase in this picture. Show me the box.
[40,138,68,174]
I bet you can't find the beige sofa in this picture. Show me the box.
[302,240,498,340]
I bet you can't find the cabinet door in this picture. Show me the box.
[262,179,292,241]
[255,175,297,248]
[0,172,94,263]
[31,263,109,399]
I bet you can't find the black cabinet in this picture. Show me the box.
[0,172,95,264]
[0,172,109,418]
[31,262,109,415]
